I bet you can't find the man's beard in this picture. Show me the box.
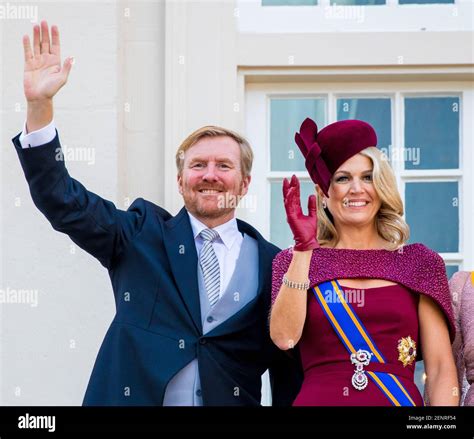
[194,200,234,220]
[183,182,243,220]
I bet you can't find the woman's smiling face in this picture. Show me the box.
[325,153,382,229]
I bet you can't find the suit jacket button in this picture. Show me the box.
[199,338,207,345]
[206,316,214,323]
[196,389,202,397]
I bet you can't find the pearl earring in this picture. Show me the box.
[322,198,327,209]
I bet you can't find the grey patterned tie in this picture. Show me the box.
[199,228,221,307]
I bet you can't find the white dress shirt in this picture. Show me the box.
[187,212,243,299]
[19,119,56,149]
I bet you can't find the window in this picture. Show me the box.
[270,98,326,172]
[247,88,464,272]
[404,97,459,170]
[337,97,392,155]
[402,95,461,259]
[406,182,459,252]
[240,1,466,34]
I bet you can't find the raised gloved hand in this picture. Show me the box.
[282,174,319,252]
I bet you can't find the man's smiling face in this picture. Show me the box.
[177,136,250,226]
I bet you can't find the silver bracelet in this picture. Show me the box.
[283,274,310,291]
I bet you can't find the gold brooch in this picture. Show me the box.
[397,336,417,367]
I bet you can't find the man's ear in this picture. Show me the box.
[241,175,251,196]
[177,173,183,195]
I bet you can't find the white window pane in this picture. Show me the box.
[270,98,327,172]
[404,97,460,170]
[270,181,315,249]
[405,182,459,253]
[337,97,391,156]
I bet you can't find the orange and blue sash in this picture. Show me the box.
[312,280,417,406]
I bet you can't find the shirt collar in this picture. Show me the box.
[187,211,241,250]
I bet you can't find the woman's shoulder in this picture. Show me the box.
[401,242,444,264]
[313,242,445,270]
[272,242,442,262]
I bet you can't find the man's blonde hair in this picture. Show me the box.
[175,126,254,178]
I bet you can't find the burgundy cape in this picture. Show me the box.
[271,243,456,406]
[272,243,455,340]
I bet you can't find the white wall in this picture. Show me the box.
[0,0,242,406]
[119,0,165,206]
[0,0,166,405]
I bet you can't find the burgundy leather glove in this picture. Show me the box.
[283,175,319,252]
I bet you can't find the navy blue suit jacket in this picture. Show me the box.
[13,132,302,406]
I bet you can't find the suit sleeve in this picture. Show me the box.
[13,131,146,269]
[268,346,304,406]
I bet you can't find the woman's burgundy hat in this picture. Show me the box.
[294,118,378,197]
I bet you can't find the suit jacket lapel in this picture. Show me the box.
[162,207,202,334]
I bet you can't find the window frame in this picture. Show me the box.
[237,0,468,34]
[243,81,472,271]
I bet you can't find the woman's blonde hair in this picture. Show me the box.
[317,147,409,249]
